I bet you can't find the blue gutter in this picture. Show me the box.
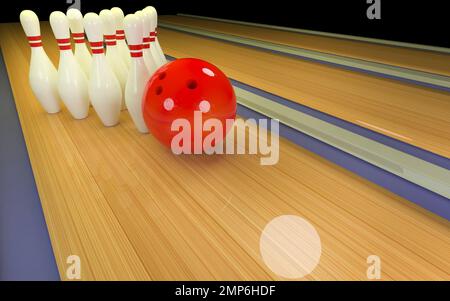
[0,51,60,280]
[237,104,450,221]
[231,80,450,170]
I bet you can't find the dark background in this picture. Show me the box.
[3,0,449,48]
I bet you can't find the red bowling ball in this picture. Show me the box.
[142,58,236,153]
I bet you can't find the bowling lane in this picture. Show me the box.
[156,27,450,159]
[160,15,450,76]
[1,22,449,280]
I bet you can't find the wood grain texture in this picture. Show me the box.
[156,26,450,158]
[161,15,450,76]
[0,22,449,280]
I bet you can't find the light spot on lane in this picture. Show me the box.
[260,215,322,279]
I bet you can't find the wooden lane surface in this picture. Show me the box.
[160,15,450,77]
[1,22,449,280]
[157,26,450,159]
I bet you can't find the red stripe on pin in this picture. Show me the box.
[58,45,72,50]
[27,35,41,41]
[90,41,103,47]
[56,38,71,51]
[149,31,156,37]
[142,44,150,49]
[72,32,85,38]
[56,38,71,44]
[90,41,104,54]
[105,41,117,46]
[116,30,125,35]
[27,36,42,47]
[128,44,143,50]
[130,52,143,57]
[104,34,116,40]
[91,48,104,54]
[29,42,42,47]
[72,33,85,43]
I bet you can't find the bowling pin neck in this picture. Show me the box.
[27,35,43,48]
[143,37,151,49]
[149,31,156,42]
[128,44,143,59]
[56,38,72,52]
[116,29,125,41]
[104,34,117,47]
[72,32,86,44]
[89,41,105,56]
[26,35,47,60]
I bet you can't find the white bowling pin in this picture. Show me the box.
[135,10,158,73]
[99,9,128,110]
[124,14,149,134]
[19,10,61,114]
[49,11,89,119]
[110,7,131,69]
[144,6,167,65]
[67,8,92,80]
[84,12,121,127]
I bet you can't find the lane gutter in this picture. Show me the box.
[0,50,60,280]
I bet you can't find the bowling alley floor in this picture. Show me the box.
[0,20,449,280]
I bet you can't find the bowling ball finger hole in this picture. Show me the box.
[155,86,163,95]
[186,79,198,90]
[158,72,166,80]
